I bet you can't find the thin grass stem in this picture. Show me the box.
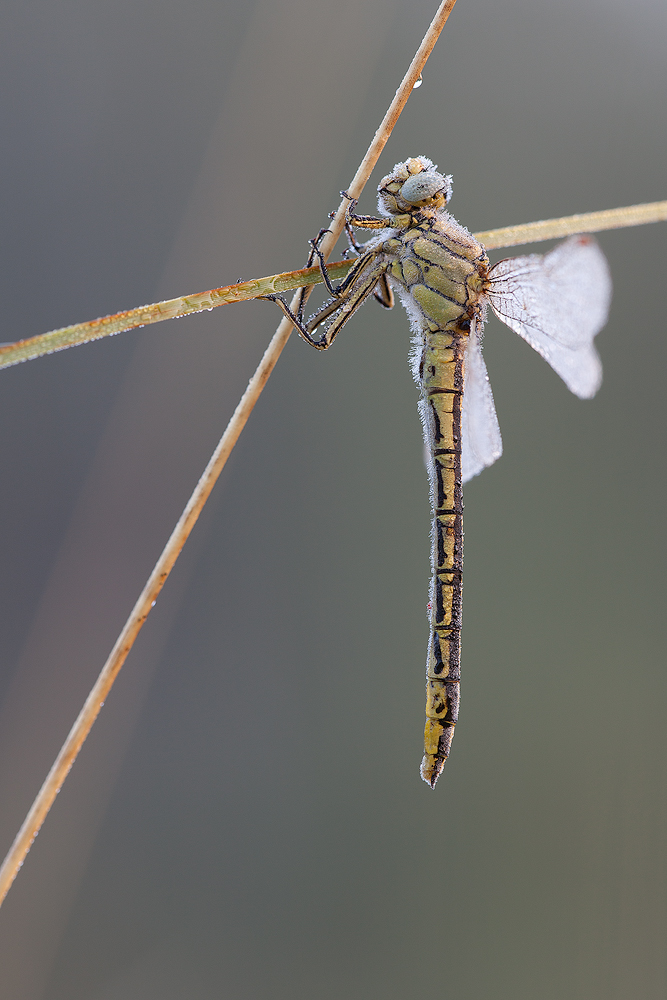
[475,199,667,249]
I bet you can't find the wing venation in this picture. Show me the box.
[487,235,611,398]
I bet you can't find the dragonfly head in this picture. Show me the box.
[377,157,453,217]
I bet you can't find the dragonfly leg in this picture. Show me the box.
[343,221,363,255]
[340,189,357,214]
[307,228,332,263]
[336,205,362,258]
[304,257,391,348]
[259,293,330,350]
[260,253,390,351]
[340,213,393,308]
[283,226,337,327]
[307,238,341,298]
[342,189,401,232]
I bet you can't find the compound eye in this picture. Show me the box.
[400,171,447,205]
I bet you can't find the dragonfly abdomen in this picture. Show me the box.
[418,329,465,788]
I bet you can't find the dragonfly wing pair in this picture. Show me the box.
[487,235,611,397]
[461,234,612,483]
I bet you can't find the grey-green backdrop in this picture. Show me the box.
[0,1,665,997]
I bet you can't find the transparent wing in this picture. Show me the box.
[461,320,503,483]
[487,235,612,399]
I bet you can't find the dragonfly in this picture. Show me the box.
[265,155,612,787]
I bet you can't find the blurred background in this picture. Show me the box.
[0,0,665,997]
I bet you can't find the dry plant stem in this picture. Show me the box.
[0,0,458,909]
[475,199,667,249]
[1,196,666,371]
